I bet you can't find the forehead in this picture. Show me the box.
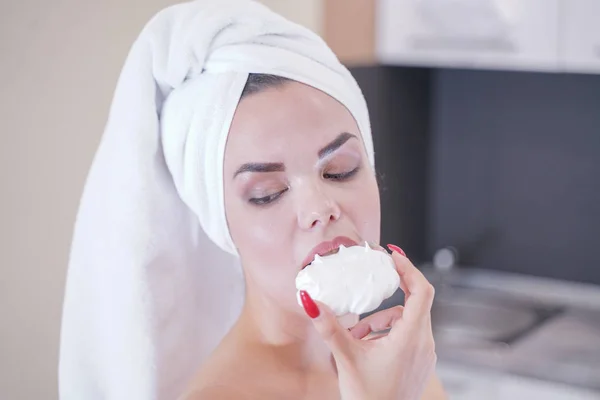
[225,81,361,164]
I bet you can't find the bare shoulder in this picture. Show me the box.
[180,362,254,400]
[180,330,285,400]
[179,385,248,400]
[179,348,266,400]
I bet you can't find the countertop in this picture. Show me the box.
[416,267,600,397]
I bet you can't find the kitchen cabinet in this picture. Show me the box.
[560,0,600,74]
[325,0,600,75]
[375,0,560,72]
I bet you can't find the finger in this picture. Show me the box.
[369,243,410,303]
[299,291,352,359]
[349,306,404,340]
[387,249,435,324]
[399,275,409,299]
[368,242,388,253]
[374,243,408,297]
[386,245,411,298]
[364,331,390,341]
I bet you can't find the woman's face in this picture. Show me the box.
[223,81,380,311]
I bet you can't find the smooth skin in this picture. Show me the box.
[182,81,447,399]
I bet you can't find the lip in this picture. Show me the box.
[301,236,359,269]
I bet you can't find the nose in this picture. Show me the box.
[297,183,341,230]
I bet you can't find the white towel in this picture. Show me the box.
[58,1,374,399]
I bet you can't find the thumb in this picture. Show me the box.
[299,291,352,360]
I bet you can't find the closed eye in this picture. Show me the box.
[248,188,289,206]
[248,166,359,207]
[323,166,360,181]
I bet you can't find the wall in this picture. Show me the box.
[347,65,600,285]
[429,68,600,284]
[0,2,183,398]
[0,1,321,399]
[259,0,323,35]
[349,66,433,264]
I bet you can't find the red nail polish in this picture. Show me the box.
[387,244,406,257]
[299,290,320,318]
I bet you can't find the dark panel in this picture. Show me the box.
[350,66,433,264]
[430,68,600,284]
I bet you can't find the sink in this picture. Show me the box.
[506,308,600,390]
[416,267,600,391]
[432,292,539,344]
[426,275,563,347]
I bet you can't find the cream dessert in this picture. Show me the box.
[296,242,400,316]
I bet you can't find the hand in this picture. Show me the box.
[299,245,437,400]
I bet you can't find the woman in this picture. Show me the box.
[182,74,446,399]
[59,1,446,399]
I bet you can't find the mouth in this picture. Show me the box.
[301,236,359,269]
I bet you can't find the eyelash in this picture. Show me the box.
[323,166,360,181]
[248,188,289,206]
[248,167,360,206]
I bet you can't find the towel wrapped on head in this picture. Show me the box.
[58,1,374,399]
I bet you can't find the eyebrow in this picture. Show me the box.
[233,132,357,178]
[233,162,284,178]
[318,132,357,159]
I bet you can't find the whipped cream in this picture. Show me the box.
[295,242,400,316]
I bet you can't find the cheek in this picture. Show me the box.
[226,200,299,304]
[349,175,381,242]
[225,196,293,268]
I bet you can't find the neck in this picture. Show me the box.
[235,281,358,373]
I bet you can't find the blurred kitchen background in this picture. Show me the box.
[1,0,599,399]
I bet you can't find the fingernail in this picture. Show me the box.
[387,244,406,257]
[299,290,320,318]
